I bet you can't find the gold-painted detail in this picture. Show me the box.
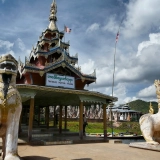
[154,79,160,108]
[61,62,66,68]
[39,71,44,77]
[0,70,17,76]
[149,102,154,114]
[0,90,21,113]
[81,77,85,82]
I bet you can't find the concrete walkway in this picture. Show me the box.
[18,142,159,160]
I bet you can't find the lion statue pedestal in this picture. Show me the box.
[0,54,22,160]
[130,80,160,150]
[139,80,160,145]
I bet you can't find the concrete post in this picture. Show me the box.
[64,106,67,130]
[79,101,84,139]
[59,105,62,134]
[28,98,34,142]
[103,104,107,140]
[46,106,49,129]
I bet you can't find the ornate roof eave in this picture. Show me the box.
[21,60,96,82]
[63,51,78,63]
[16,84,118,103]
[42,28,59,35]
[30,47,78,63]
[29,46,60,59]
[38,39,69,49]
[59,31,64,35]
[39,38,59,46]
[61,41,70,46]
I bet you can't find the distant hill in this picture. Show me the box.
[129,99,158,114]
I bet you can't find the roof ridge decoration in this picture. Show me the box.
[21,59,96,81]
[48,0,58,30]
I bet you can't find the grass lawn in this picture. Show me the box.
[57,121,142,135]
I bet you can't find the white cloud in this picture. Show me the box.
[16,38,26,51]
[86,23,100,33]
[137,84,156,98]
[123,0,160,38]
[102,16,119,34]
[2,0,5,3]
[1,50,16,57]
[81,59,95,74]
[0,40,14,50]
[137,33,160,56]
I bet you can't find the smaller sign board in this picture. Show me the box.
[45,73,75,89]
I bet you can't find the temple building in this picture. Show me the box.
[16,0,117,141]
[107,104,142,122]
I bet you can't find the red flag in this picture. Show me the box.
[115,31,119,42]
[65,26,71,33]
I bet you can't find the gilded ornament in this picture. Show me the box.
[39,71,44,77]
[149,102,154,114]
[61,62,66,68]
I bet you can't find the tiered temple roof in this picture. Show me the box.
[17,0,96,90]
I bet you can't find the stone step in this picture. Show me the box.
[109,139,122,144]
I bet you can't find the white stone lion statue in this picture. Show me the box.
[0,54,22,160]
[139,80,160,145]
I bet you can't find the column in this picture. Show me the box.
[25,106,28,125]
[54,106,56,127]
[79,101,84,139]
[103,104,107,140]
[46,106,49,129]
[64,106,67,130]
[38,106,40,126]
[59,105,62,134]
[28,97,35,142]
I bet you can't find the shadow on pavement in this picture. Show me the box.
[72,159,92,160]
[22,156,56,160]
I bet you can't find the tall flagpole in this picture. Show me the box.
[112,19,122,97]
[64,25,66,42]
[110,19,123,137]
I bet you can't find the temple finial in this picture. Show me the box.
[48,0,57,30]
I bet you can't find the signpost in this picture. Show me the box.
[45,73,75,89]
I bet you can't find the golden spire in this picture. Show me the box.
[149,102,154,114]
[48,0,57,30]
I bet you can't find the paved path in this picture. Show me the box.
[18,143,159,160]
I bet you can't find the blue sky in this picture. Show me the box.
[1,0,160,105]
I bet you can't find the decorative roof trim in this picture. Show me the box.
[21,60,96,81]
[16,84,117,102]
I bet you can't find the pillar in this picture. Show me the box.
[28,97,35,142]
[25,106,28,125]
[79,101,84,139]
[46,106,49,129]
[59,105,62,134]
[64,106,67,130]
[54,106,56,127]
[110,107,114,136]
[38,106,40,126]
[103,104,107,140]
